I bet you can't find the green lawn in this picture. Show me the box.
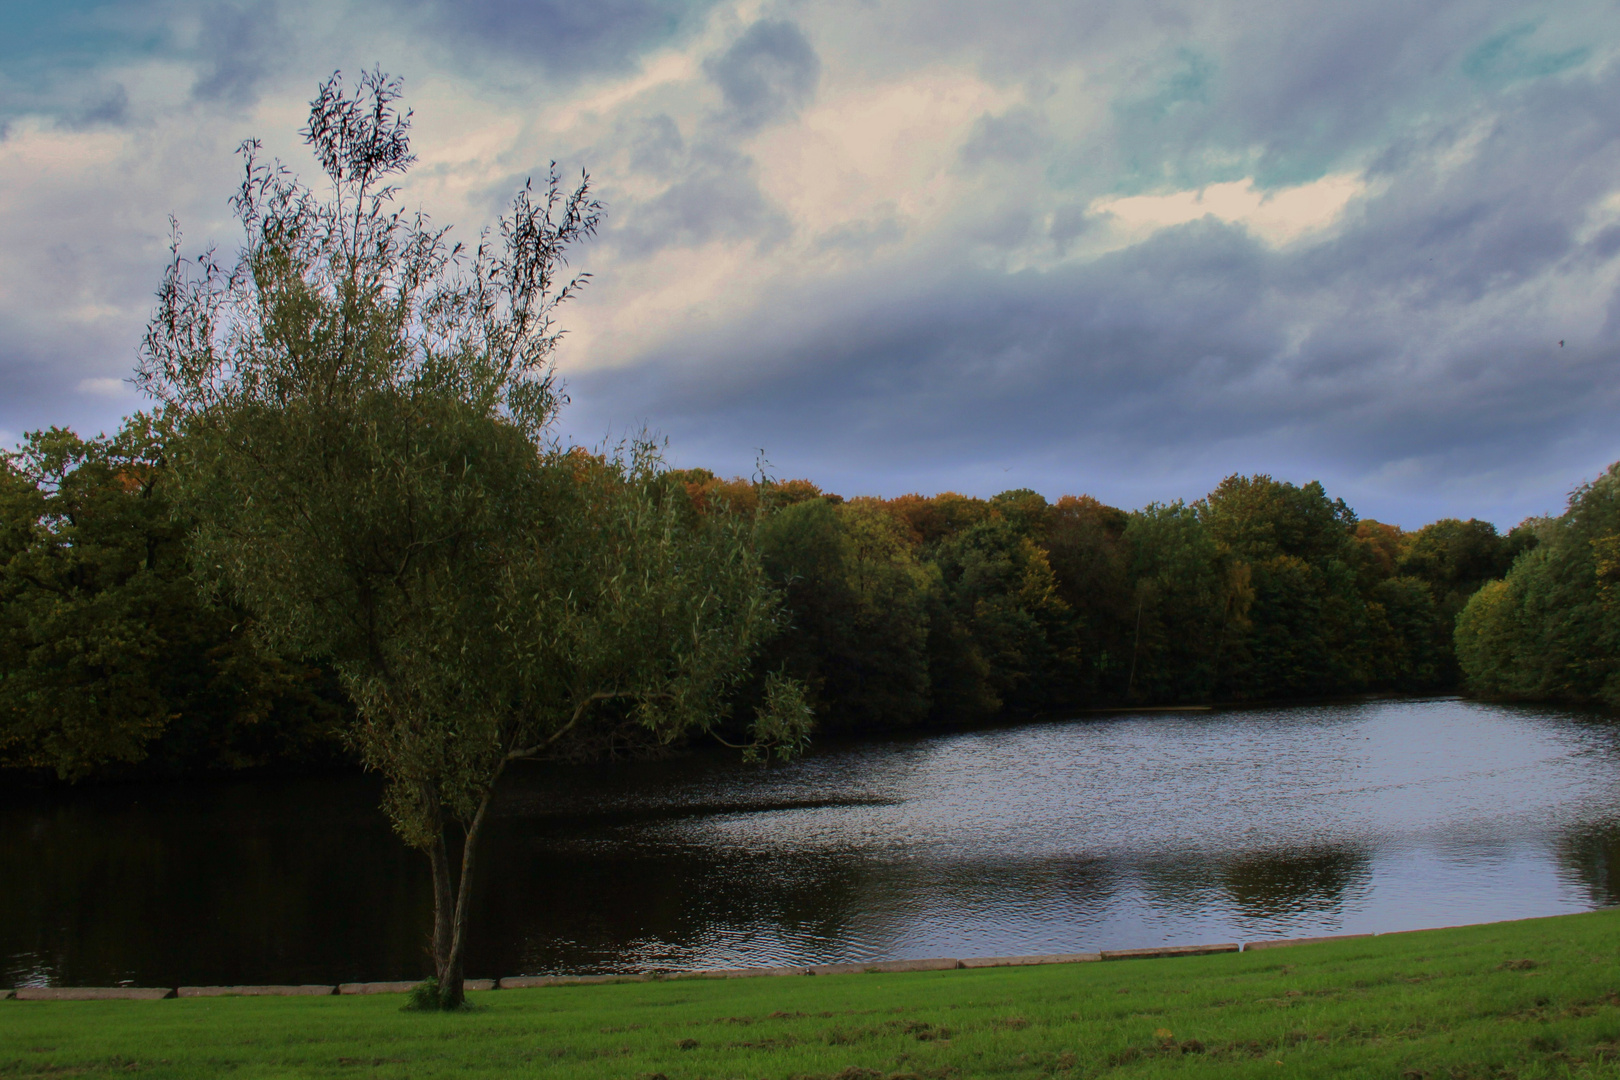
[6,911,1620,1078]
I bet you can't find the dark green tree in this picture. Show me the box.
[1120,502,1243,702]
[1201,475,1368,699]
[137,71,807,1008]
[1043,495,1134,700]
[0,417,339,779]
[757,498,933,731]
[1363,575,1448,691]
[1457,465,1620,705]
[929,517,1078,717]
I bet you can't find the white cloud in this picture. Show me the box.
[76,377,131,397]
[754,71,1018,235]
[1091,173,1369,247]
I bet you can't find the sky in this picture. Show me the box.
[3,0,1619,529]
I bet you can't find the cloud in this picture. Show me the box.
[76,377,131,397]
[405,0,721,80]
[959,106,1046,165]
[606,138,791,257]
[558,21,1620,527]
[704,19,821,131]
[1091,173,1368,247]
[4,0,1620,532]
[191,1,283,105]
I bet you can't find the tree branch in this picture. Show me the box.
[505,688,657,761]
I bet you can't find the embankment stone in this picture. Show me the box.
[863,958,963,973]
[13,987,175,1001]
[676,966,811,980]
[498,975,566,989]
[1100,944,1239,961]
[497,975,647,989]
[176,985,335,997]
[463,979,496,992]
[960,953,1101,968]
[807,958,961,975]
[1244,934,1373,951]
[338,981,420,994]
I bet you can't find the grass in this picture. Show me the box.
[6,910,1620,1078]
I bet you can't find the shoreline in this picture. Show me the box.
[1,913,1573,1000]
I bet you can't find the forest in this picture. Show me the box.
[6,411,1606,786]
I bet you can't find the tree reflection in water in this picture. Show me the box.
[1219,847,1372,918]
[1556,821,1620,907]
[7,699,1620,988]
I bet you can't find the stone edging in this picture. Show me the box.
[0,930,1401,1000]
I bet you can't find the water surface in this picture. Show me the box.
[5,698,1618,987]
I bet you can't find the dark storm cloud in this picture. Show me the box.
[404,0,719,78]
[191,1,284,105]
[599,112,791,258]
[1047,205,1101,256]
[959,106,1046,166]
[703,19,820,131]
[608,146,791,256]
[71,83,130,126]
[567,53,1620,523]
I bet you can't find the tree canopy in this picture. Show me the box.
[134,70,808,1008]
[0,418,341,780]
[1457,465,1619,706]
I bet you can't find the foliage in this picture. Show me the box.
[0,417,341,780]
[8,435,1565,785]
[1199,475,1369,699]
[1457,464,1620,705]
[931,516,1078,716]
[1121,502,1239,703]
[1043,495,1134,698]
[402,977,444,1013]
[656,468,1552,724]
[755,497,934,730]
[1364,574,1448,691]
[135,70,802,1009]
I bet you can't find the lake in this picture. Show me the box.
[5,697,1618,988]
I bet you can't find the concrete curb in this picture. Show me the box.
[669,966,810,980]
[808,958,964,975]
[13,987,176,1001]
[338,981,421,995]
[1101,944,1240,961]
[1244,933,1374,951]
[498,974,647,989]
[960,953,1101,968]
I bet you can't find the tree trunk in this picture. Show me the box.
[427,780,495,1010]
[427,829,454,985]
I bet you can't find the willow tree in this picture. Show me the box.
[138,70,810,1008]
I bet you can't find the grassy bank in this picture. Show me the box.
[6,911,1620,1078]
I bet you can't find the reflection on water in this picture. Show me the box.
[4,698,1619,987]
[1557,822,1620,907]
[1221,847,1373,919]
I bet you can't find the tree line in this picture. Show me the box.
[5,414,1563,782]
[666,468,1542,726]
